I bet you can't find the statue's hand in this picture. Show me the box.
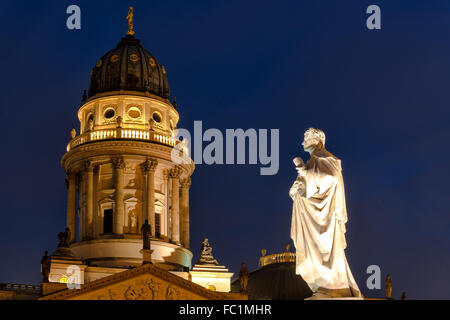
[296,166,307,177]
[289,179,305,199]
[293,157,304,167]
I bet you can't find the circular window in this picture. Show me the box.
[129,54,139,63]
[88,114,94,122]
[128,107,141,119]
[152,112,162,123]
[104,109,115,119]
[207,285,216,291]
[110,54,119,63]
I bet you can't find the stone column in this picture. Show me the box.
[169,166,181,244]
[76,172,83,240]
[163,170,170,240]
[142,158,158,236]
[113,157,125,235]
[84,161,97,239]
[180,177,191,249]
[66,169,77,243]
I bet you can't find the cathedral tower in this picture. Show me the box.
[59,27,194,274]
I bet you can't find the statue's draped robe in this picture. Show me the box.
[290,149,360,295]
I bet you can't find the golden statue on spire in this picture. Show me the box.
[126,6,135,36]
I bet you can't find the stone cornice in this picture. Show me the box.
[61,140,193,168]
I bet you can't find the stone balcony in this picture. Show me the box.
[67,128,178,152]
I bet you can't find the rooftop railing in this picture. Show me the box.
[259,252,296,267]
[0,283,41,293]
[67,128,177,152]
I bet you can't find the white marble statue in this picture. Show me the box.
[290,128,361,297]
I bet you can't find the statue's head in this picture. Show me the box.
[302,128,325,154]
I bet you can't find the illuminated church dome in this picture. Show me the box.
[88,34,170,101]
[231,247,312,300]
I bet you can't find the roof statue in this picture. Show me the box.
[40,251,50,283]
[197,238,219,265]
[126,6,135,36]
[57,228,71,248]
[385,274,392,299]
[238,262,249,293]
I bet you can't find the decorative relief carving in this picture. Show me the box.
[141,158,158,173]
[107,278,162,300]
[166,285,182,300]
[126,179,136,187]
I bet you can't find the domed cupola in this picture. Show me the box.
[88,34,170,100]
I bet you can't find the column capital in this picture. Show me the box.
[83,161,99,172]
[142,158,158,173]
[112,157,125,170]
[169,166,182,179]
[66,168,77,180]
[180,177,191,189]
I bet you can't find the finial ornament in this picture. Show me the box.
[126,6,135,36]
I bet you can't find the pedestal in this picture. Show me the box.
[190,264,234,293]
[140,248,154,265]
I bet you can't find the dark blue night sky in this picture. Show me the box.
[0,0,449,299]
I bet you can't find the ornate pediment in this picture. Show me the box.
[40,264,228,300]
